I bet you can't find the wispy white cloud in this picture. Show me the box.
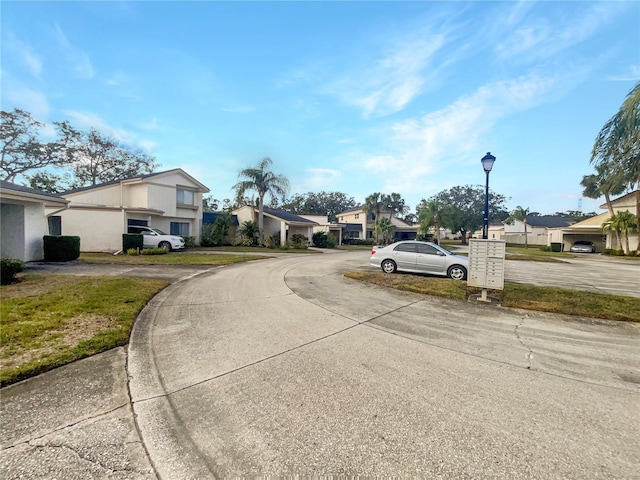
[365,72,563,196]
[608,65,640,82]
[3,32,43,76]
[63,110,154,152]
[302,168,342,190]
[53,23,95,79]
[4,85,50,119]
[327,33,447,118]
[495,2,628,61]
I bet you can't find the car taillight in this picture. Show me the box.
[371,249,376,255]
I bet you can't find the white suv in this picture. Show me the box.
[127,226,185,251]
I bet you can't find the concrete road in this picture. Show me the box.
[128,251,640,478]
[504,254,640,298]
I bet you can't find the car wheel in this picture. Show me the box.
[447,265,467,280]
[381,259,397,274]
[158,241,171,251]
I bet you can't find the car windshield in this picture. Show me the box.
[434,245,453,255]
[150,228,168,235]
[574,241,591,245]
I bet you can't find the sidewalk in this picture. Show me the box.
[0,348,156,479]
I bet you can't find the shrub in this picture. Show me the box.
[140,247,168,255]
[43,236,80,262]
[202,212,233,247]
[1,258,25,285]
[239,220,259,246]
[122,234,143,251]
[539,245,551,252]
[289,233,308,249]
[262,234,280,249]
[604,248,626,256]
[126,248,139,255]
[344,238,375,246]
[182,236,196,248]
[313,231,336,248]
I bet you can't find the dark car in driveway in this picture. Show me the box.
[370,240,468,280]
[570,240,596,253]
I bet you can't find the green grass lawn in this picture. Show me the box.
[1,274,169,386]
[80,252,271,265]
[188,246,321,254]
[344,271,640,322]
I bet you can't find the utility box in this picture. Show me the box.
[468,239,506,290]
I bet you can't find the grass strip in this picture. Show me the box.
[189,246,320,254]
[344,271,640,322]
[0,274,168,386]
[80,252,270,265]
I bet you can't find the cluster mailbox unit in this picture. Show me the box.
[468,239,506,302]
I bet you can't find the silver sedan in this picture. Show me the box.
[370,240,469,280]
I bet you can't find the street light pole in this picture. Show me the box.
[481,152,496,240]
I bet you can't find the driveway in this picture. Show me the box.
[128,251,640,478]
[504,254,640,298]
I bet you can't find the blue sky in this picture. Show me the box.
[2,1,638,216]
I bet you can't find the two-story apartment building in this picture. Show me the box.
[335,206,418,242]
[46,169,209,252]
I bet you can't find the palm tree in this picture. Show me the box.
[602,210,638,255]
[233,157,289,244]
[384,193,408,220]
[506,206,530,249]
[376,217,396,244]
[590,81,640,251]
[581,167,626,249]
[417,200,452,243]
[364,192,384,242]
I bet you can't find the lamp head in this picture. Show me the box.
[481,152,496,173]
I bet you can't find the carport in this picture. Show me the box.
[560,213,608,252]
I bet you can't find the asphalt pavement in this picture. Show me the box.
[1,251,639,479]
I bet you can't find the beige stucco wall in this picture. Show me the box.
[1,201,49,261]
[66,185,121,206]
[60,207,125,252]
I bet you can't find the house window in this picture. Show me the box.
[354,213,359,220]
[367,213,375,221]
[176,189,195,205]
[347,231,359,239]
[170,222,190,236]
[48,216,62,235]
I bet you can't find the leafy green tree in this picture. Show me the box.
[279,191,357,222]
[423,185,507,245]
[233,157,289,244]
[602,210,638,255]
[416,199,453,243]
[54,122,158,189]
[505,206,531,249]
[0,109,64,182]
[588,81,639,251]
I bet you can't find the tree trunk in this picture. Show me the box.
[258,194,265,244]
[524,221,528,249]
[604,192,623,250]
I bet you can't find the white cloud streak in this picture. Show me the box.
[63,110,154,152]
[54,23,95,79]
[365,73,561,195]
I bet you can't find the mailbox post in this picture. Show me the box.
[468,238,506,302]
